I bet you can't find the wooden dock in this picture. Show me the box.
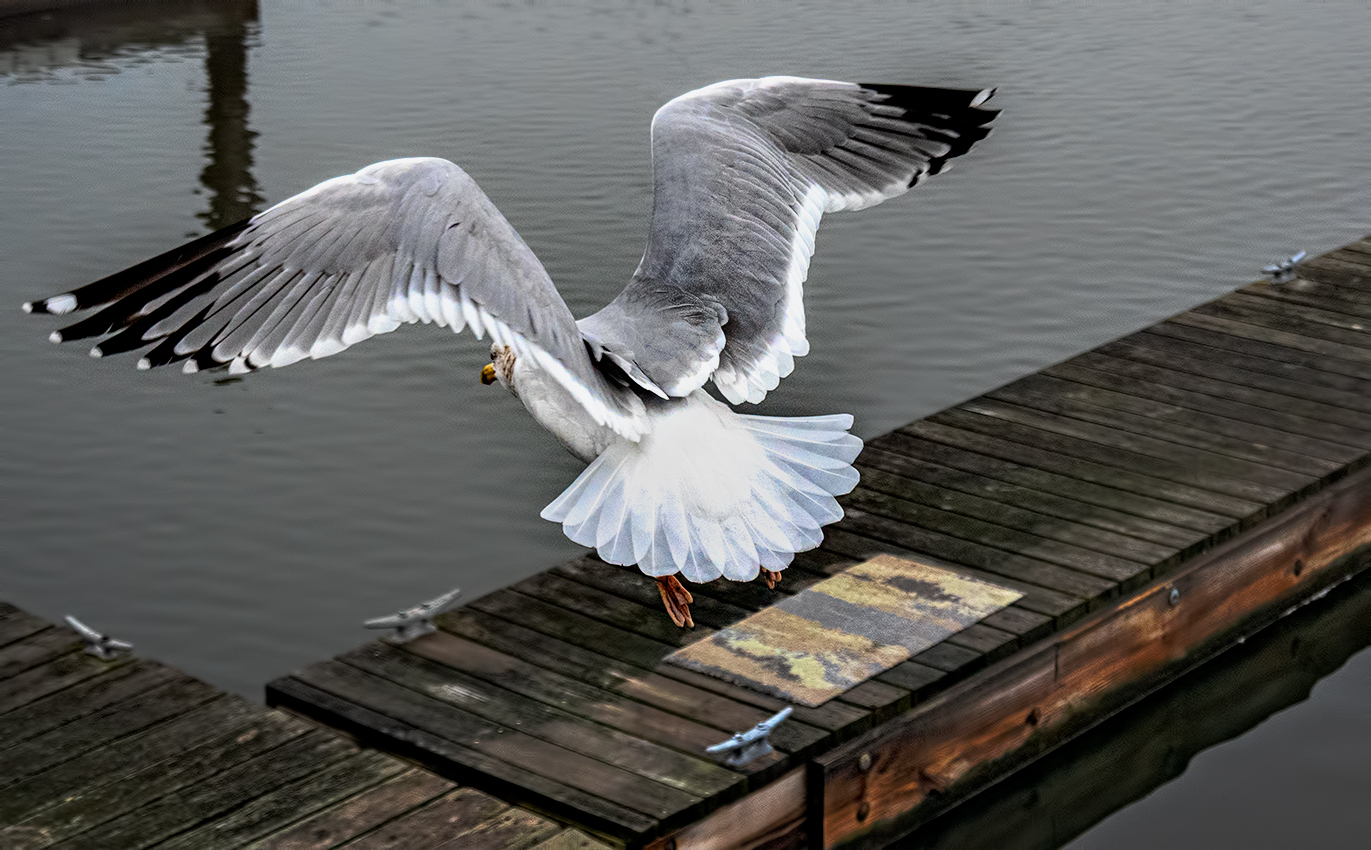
[9,235,1371,848]
[262,234,1371,847]
[0,603,610,849]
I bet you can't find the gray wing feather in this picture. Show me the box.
[580,76,996,405]
[36,157,646,440]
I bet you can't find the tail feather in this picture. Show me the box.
[542,391,861,583]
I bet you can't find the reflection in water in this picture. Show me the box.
[197,2,262,231]
[896,565,1371,849]
[0,0,262,230]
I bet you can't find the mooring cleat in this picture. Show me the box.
[1263,250,1306,284]
[705,706,793,767]
[64,615,134,660]
[363,587,463,643]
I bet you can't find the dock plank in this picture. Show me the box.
[339,641,743,797]
[1144,321,1371,396]
[1167,311,1371,380]
[435,608,837,748]
[0,673,220,787]
[845,485,1148,582]
[337,788,509,850]
[56,730,357,850]
[927,409,1270,517]
[267,676,660,838]
[294,659,699,824]
[856,450,1183,563]
[405,630,754,758]
[0,649,127,716]
[154,750,406,849]
[0,659,180,749]
[246,768,455,850]
[0,627,83,681]
[0,604,49,649]
[987,373,1346,476]
[2,699,310,844]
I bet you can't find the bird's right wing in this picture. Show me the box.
[27,157,647,440]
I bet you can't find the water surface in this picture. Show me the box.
[1,2,1368,846]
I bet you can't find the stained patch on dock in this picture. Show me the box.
[665,555,1022,706]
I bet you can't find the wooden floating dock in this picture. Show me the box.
[263,233,1371,848]
[9,235,1371,848]
[0,603,610,849]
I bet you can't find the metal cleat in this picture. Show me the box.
[64,615,134,660]
[1264,250,1306,284]
[364,587,462,643]
[705,706,792,767]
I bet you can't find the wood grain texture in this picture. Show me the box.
[817,461,1371,848]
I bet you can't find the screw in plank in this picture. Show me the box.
[363,587,462,643]
[1168,587,1181,606]
[1294,559,1305,577]
[857,801,871,822]
[858,752,873,773]
[64,615,133,660]
[705,706,792,767]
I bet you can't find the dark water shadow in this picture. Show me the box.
[1,0,262,231]
[892,562,1371,849]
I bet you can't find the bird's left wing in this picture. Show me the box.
[579,77,997,405]
[27,157,647,440]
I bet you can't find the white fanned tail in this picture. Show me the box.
[541,391,861,583]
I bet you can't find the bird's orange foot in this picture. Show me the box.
[762,569,783,590]
[656,574,694,628]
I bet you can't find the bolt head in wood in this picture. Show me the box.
[1168,587,1180,606]
[857,801,871,822]
[858,752,873,772]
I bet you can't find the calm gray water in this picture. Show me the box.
[1,2,1368,846]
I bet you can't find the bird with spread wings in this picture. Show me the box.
[27,77,997,627]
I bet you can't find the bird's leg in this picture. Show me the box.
[762,569,783,590]
[656,575,694,628]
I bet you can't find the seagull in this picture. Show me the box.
[26,77,997,628]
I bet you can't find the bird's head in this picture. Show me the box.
[481,344,517,394]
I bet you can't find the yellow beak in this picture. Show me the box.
[481,363,498,385]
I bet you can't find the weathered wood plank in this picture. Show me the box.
[57,730,357,850]
[900,420,1237,534]
[338,787,508,850]
[987,372,1347,475]
[467,587,876,735]
[845,485,1148,582]
[839,507,1113,604]
[816,458,1371,849]
[512,575,712,648]
[291,660,699,825]
[0,650,128,716]
[927,409,1271,517]
[0,659,180,749]
[645,767,807,850]
[0,628,82,681]
[856,450,1182,564]
[1190,299,1371,365]
[555,557,759,625]
[436,607,841,747]
[0,696,291,831]
[1239,276,1371,322]
[530,829,616,850]
[429,806,564,849]
[0,673,220,788]
[1099,337,1371,423]
[341,641,745,796]
[267,676,659,839]
[1063,350,1371,452]
[1224,290,1371,338]
[155,750,406,849]
[1145,321,1371,395]
[1166,310,1371,380]
[247,768,455,850]
[405,630,759,759]
[818,526,1090,623]
[0,605,48,649]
